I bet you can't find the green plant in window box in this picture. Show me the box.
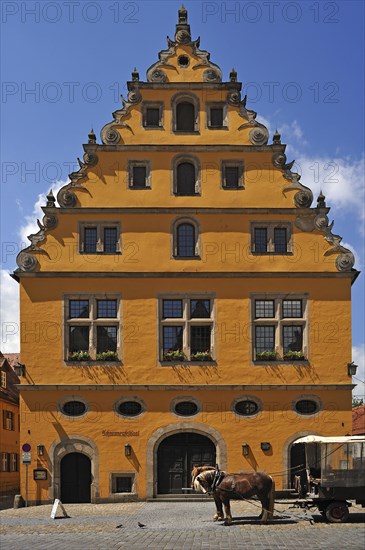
[96,351,119,361]
[163,349,185,361]
[283,351,305,361]
[68,351,91,361]
[255,350,277,361]
[190,351,212,361]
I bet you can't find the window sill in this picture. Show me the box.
[65,360,123,367]
[79,252,122,255]
[160,360,217,366]
[251,251,293,256]
[173,130,200,135]
[129,186,152,190]
[253,359,309,366]
[143,126,164,130]
[207,126,228,130]
[222,186,245,191]
[173,255,201,260]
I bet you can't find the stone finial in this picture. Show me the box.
[273,129,281,144]
[88,129,96,144]
[230,68,237,82]
[46,189,56,207]
[132,67,140,81]
[317,190,326,208]
[178,4,188,24]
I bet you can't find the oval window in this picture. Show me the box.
[234,400,259,416]
[174,401,198,416]
[62,401,86,417]
[295,399,318,415]
[117,401,143,417]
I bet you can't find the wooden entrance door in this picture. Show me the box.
[60,452,91,503]
[157,433,216,494]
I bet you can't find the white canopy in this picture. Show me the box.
[293,435,365,445]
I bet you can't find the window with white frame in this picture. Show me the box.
[65,294,120,362]
[221,160,244,189]
[10,453,19,472]
[128,160,151,189]
[251,223,292,253]
[2,410,15,430]
[207,103,228,129]
[0,453,9,472]
[142,102,163,128]
[252,294,307,361]
[79,222,121,254]
[159,295,215,362]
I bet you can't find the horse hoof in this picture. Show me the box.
[224,519,232,526]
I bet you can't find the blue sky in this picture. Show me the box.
[1,1,364,396]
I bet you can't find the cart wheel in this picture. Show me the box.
[325,502,349,523]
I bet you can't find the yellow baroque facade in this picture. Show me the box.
[13,7,358,504]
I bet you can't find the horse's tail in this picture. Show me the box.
[267,477,275,519]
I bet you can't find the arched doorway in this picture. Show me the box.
[157,433,216,494]
[60,452,91,503]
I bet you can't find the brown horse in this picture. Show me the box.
[191,466,275,525]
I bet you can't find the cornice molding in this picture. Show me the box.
[17,384,355,392]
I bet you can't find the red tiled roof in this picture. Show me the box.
[1,352,20,370]
[353,405,365,435]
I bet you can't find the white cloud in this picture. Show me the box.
[352,344,365,399]
[19,180,67,245]
[0,270,20,353]
[279,120,307,145]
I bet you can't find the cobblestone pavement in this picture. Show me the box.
[1,500,364,549]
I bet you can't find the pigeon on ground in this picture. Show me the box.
[138,522,146,528]
[116,524,124,529]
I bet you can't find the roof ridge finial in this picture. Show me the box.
[88,128,97,144]
[46,189,56,207]
[175,4,190,43]
[273,129,281,144]
[178,4,188,23]
[230,68,237,82]
[317,190,326,208]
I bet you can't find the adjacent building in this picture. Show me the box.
[13,7,359,504]
[0,353,20,496]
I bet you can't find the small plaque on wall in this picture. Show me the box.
[33,469,47,480]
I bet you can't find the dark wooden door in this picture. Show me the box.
[157,433,216,494]
[60,452,91,503]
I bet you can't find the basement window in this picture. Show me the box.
[111,473,136,495]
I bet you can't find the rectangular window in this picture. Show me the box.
[160,295,215,362]
[143,102,163,128]
[132,166,147,187]
[210,107,224,127]
[163,326,183,353]
[3,411,15,431]
[1,371,6,388]
[255,300,274,318]
[221,160,244,189]
[252,294,307,362]
[128,160,151,189]
[69,300,89,319]
[163,299,183,319]
[79,223,121,254]
[207,103,227,129]
[104,228,118,253]
[283,325,303,353]
[84,227,97,253]
[254,228,267,253]
[65,294,120,362]
[274,227,287,253]
[251,223,292,254]
[115,476,132,493]
[96,326,117,353]
[0,453,9,472]
[10,453,18,472]
[255,326,275,353]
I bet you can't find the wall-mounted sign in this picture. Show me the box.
[22,452,31,464]
[22,443,31,452]
[34,469,47,480]
[102,430,140,437]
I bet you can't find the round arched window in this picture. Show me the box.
[295,399,318,415]
[234,400,259,416]
[117,401,143,417]
[62,401,86,417]
[174,401,198,416]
